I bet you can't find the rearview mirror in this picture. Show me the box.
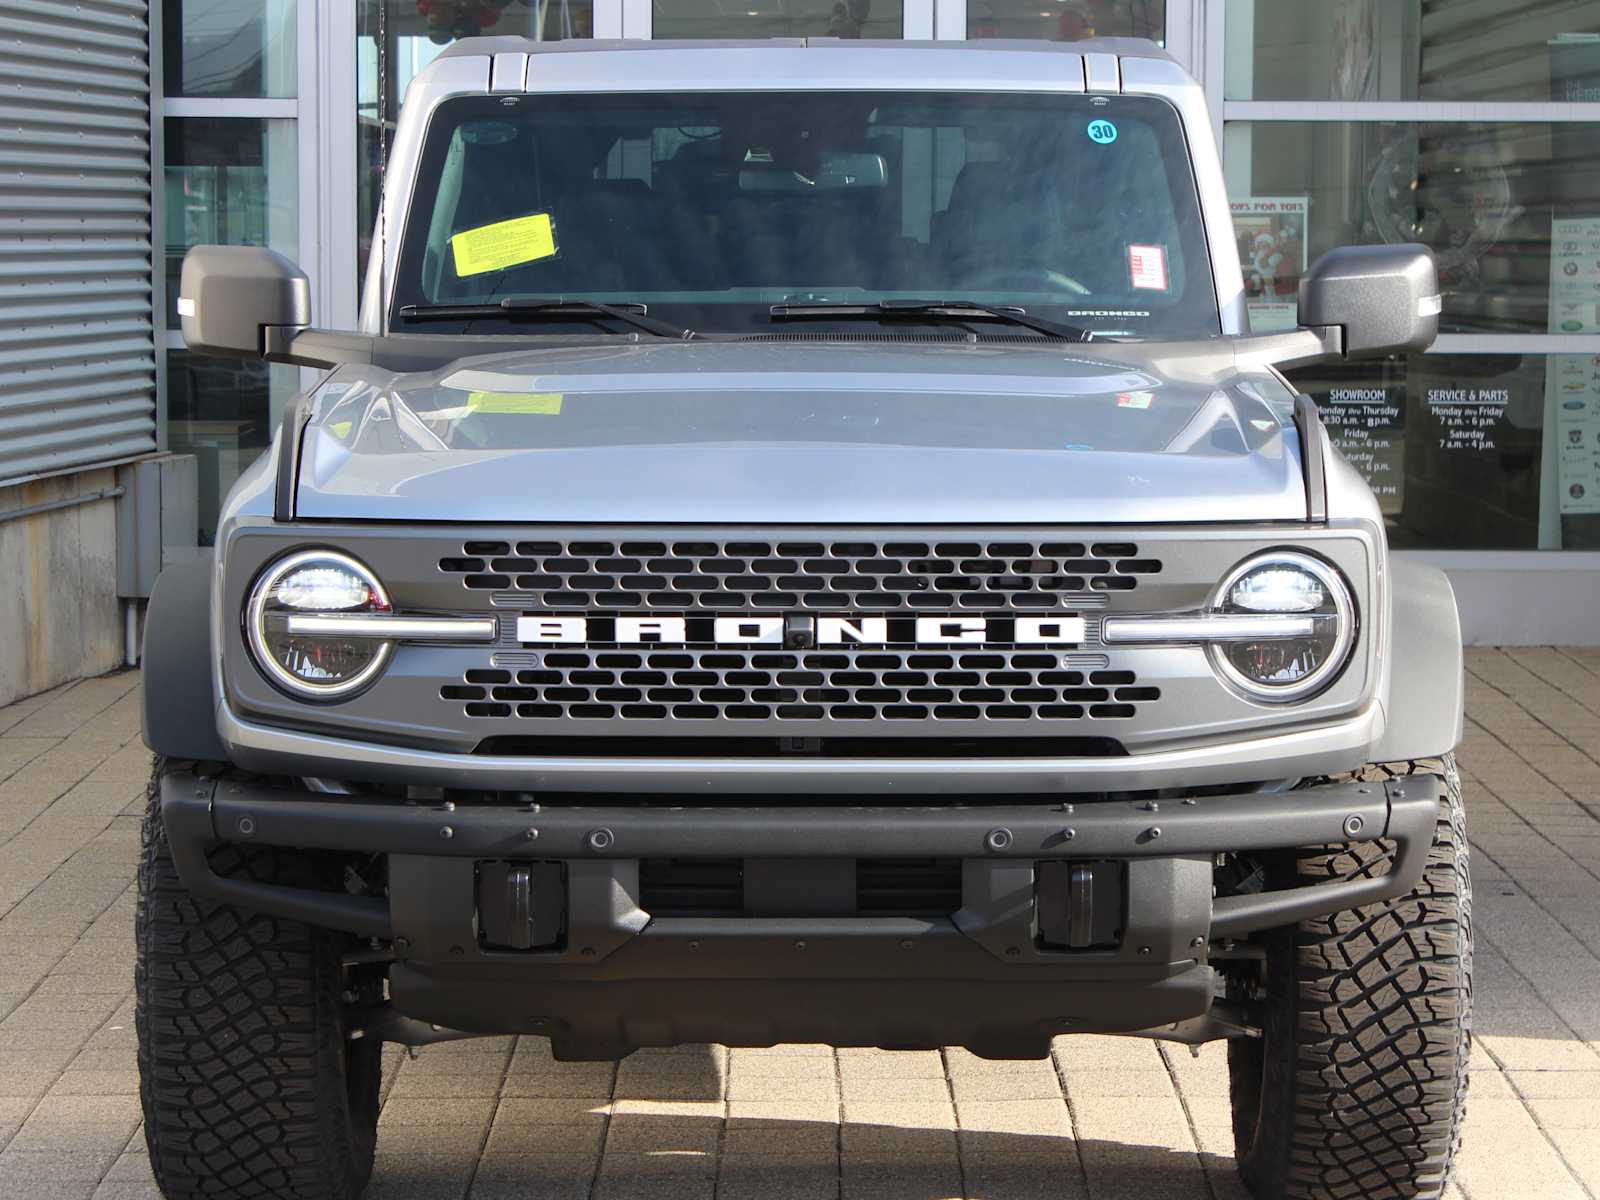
[739,151,888,193]
[1298,244,1439,358]
[177,246,311,360]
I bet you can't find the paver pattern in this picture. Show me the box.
[1,648,1599,1199]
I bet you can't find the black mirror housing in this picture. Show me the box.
[1298,244,1440,359]
[177,246,311,360]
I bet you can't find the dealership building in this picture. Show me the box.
[2,0,1598,704]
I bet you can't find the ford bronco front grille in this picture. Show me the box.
[438,538,1162,610]
[440,650,1159,723]
[226,526,1377,752]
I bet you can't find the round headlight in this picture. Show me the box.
[246,550,392,699]
[1210,552,1354,702]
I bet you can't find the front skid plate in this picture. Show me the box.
[386,962,1219,1059]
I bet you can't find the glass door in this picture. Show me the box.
[161,0,305,544]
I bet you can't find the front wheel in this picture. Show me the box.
[1229,756,1472,1200]
[136,757,382,1200]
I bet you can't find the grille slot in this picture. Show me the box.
[440,539,1161,610]
[441,650,1159,724]
[856,858,964,915]
[639,857,964,917]
[471,736,1123,757]
[639,858,743,916]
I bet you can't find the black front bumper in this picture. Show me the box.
[159,770,1441,1058]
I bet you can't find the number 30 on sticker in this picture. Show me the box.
[1087,120,1118,144]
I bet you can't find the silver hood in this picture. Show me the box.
[294,341,1309,524]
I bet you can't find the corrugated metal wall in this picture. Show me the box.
[0,0,157,485]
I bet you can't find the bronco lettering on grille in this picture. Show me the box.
[514,614,1088,646]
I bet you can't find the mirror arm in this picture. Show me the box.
[263,326,537,373]
[1231,325,1344,372]
[262,325,372,369]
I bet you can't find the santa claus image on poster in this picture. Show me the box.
[1249,231,1287,299]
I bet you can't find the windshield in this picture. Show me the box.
[391,91,1220,340]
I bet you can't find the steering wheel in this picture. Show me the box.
[959,265,1091,295]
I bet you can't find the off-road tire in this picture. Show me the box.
[136,757,382,1200]
[1229,756,1472,1200]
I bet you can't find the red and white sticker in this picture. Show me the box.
[1127,244,1169,291]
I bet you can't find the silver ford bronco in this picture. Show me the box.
[139,37,1470,1200]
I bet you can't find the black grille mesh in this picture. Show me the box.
[441,650,1158,723]
[439,538,1161,611]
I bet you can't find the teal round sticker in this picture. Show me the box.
[1087,119,1118,145]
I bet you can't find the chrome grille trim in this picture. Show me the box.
[283,614,498,641]
[1102,614,1317,643]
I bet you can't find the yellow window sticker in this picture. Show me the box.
[468,391,563,415]
[449,212,557,278]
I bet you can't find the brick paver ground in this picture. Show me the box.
[2,648,1598,1199]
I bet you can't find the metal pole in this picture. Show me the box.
[0,486,124,526]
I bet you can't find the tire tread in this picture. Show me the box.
[136,757,379,1200]
[1231,756,1472,1200]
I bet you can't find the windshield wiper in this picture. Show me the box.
[768,299,1090,342]
[398,297,695,340]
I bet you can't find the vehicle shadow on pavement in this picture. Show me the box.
[369,1040,1242,1200]
[372,1117,1224,1200]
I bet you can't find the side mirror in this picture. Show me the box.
[1298,244,1440,358]
[177,246,311,360]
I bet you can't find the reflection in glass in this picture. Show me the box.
[162,0,297,98]
[1287,354,1600,550]
[969,0,1163,43]
[1226,0,1600,103]
[1225,121,1600,335]
[356,0,595,287]
[165,351,300,546]
[654,0,902,39]
[389,0,591,42]
[163,118,298,330]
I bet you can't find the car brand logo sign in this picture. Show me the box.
[515,614,1087,646]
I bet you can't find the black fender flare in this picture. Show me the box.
[140,555,228,762]
[1371,557,1464,762]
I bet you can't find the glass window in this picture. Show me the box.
[162,0,297,98]
[654,0,902,39]
[1287,354,1600,550]
[165,351,301,546]
[969,0,1163,44]
[356,0,595,284]
[1226,0,1600,103]
[1225,121,1600,335]
[391,91,1219,340]
[164,118,298,330]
